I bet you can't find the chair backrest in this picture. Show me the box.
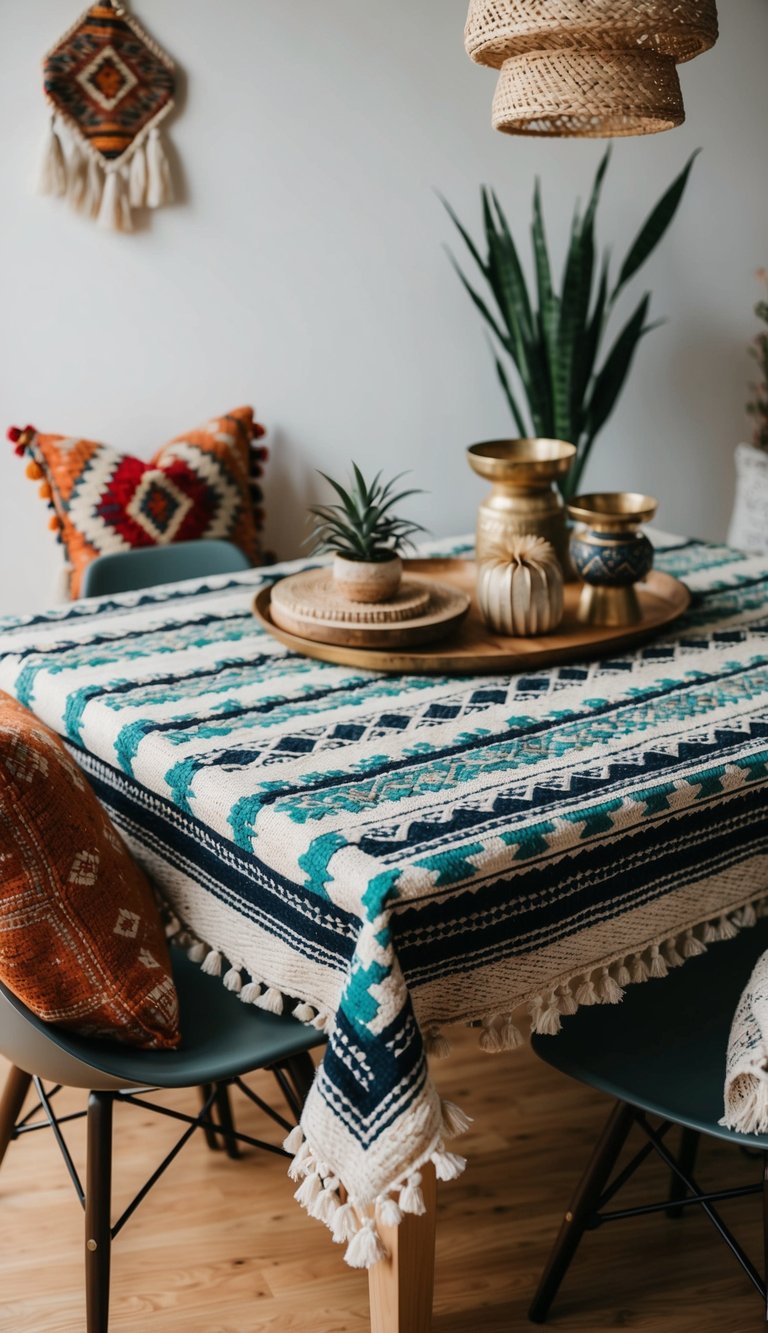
[0,982,132,1091]
[80,540,251,598]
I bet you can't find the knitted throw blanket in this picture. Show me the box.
[0,533,767,1268]
[722,951,768,1135]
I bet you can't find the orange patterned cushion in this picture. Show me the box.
[8,406,267,598]
[0,693,180,1049]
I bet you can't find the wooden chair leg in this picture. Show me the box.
[85,1092,113,1333]
[528,1100,635,1325]
[0,1066,31,1169]
[666,1127,700,1219]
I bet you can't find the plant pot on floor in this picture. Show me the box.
[727,443,768,554]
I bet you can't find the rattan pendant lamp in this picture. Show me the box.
[464,0,719,137]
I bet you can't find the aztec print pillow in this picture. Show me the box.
[0,692,180,1049]
[8,406,267,598]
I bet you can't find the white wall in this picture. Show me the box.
[1,0,766,615]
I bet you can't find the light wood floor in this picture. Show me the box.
[0,1029,765,1333]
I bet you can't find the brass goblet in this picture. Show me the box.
[568,492,658,627]
[467,439,576,574]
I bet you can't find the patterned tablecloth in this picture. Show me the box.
[0,534,767,1267]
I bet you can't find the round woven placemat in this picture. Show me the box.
[491,48,684,137]
[270,569,433,625]
[465,0,718,68]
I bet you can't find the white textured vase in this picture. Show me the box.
[332,554,402,603]
[727,443,768,555]
[476,536,563,636]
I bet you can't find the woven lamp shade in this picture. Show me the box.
[492,49,685,137]
[465,0,719,67]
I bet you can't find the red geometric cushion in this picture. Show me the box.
[0,692,180,1049]
[9,406,267,598]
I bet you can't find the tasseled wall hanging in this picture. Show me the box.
[37,0,177,231]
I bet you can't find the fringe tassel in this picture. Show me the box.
[720,1075,768,1136]
[187,941,207,964]
[441,1098,473,1139]
[630,952,649,983]
[85,155,104,218]
[399,1173,426,1215]
[129,139,148,207]
[682,929,707,958]
[67,143,88,212]
[282,1125,304,1155]
[146,126,174,207]
[331,1202,360,1244]
[530,993,562,1036]
[479,1014,524,1052]
[716,914,740,941]
[648,945,669,979]
[294,1170,322,1210]
[239,980,263,1004]
[575,975,599,1006]
[425,1026,452,1059]
[597,967,624,1004]
[377,1195,403,1228]
[613,961,632,988]
[201,949,222,977]
[37,116,67,197]
[558,984,578,1016]
[313,1182,341,1226]
[663,940,685,969]
[255,986,284,1015]
[345,1217,387,1269]
[286,1140,311,1182]
[311,1010,331,1031]
[432,1149,466,1182]
[223,967,243,993]
[98,169,133,232]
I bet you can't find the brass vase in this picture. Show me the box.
[467,439,576,574]
[568,492,658,626]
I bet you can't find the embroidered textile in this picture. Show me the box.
[0,535,766,1262]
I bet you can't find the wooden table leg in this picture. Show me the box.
[368,1163,437,1333]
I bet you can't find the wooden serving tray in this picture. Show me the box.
[253,558,691,675]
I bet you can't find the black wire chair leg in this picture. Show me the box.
[528,1100,635,1325]
[763,1153,768,1324]
[276,1052,317,1116]
[85,1092,113,1333]
[667,1127,700,1219]
[198,1084,221,1152]
[214,1083,241,1160]
[0,1066,31,1169]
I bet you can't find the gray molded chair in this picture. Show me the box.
[0,947,323,1333]
[80,539,251,598]
[529,917,768,1323]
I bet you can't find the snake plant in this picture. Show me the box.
[444,149,697,499]
[307,464,425,561]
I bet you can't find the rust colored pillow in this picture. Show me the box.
[8,406,268,598]
[0,693,180,1049]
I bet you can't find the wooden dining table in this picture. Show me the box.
[0,531,766,1331]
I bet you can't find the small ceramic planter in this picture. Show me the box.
[332,554,402,603]
[568,492,657,627]
[727,443,768,554]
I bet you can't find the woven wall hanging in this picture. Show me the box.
[464,0,719,137]
[37,0,177,231]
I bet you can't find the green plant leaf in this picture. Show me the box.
[493,350,530,437]
[583,292,652,448]
[485,189,549,429]
[446,251,508,348]
[613,151,699,300]
[531,180,559,437]
[439,193,487,277]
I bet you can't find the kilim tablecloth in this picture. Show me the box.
[0,534,767,1267]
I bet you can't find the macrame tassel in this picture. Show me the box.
[432,1149,466,1182]
[530,994,562,1036]
[37,116,67,197]
[331,1201,360,1244]
[286,1140,311,1182]
[67,143,88,212]
[129,139,148,207]
[294,1170,322,1210]
[425,1027,452,1059]
[597,967,624,1004]
[377,1195,403,1228]
[399,1173,426,1216]
[557,984,578,1016]
[98,169,133,232]
[648,945,669,979]
[201,949,222,977]
[575,975,599,1006]
[630,952,650,984]
[187,940,207,964]
[146,126,174,207]
[681,928,707,958]
[85,155,104,218]
[663,939,685,969]
[345,1217,387,1269]
[312,1178,341,1226]
[613,961,632,988]
[223,967,243,993]
[441,1098,473,1139]
[716,914,740,941]
[735,903,758,928]
[479,1014,524,1052]
[239,980,263,1004]
[255,986,284,1015]
[282,1125,304,1155]
[293,1002,316,1023]
[311,1010,331,1031]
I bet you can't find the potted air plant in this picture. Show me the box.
[443,147,697,499]
[307,464,426,602]
[728,270,768,553]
